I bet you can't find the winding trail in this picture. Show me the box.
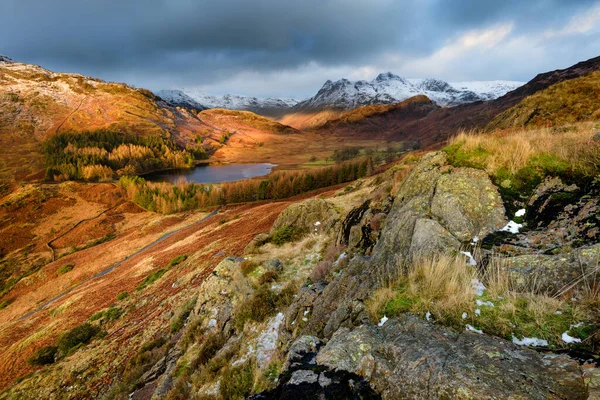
[19,207,220,321]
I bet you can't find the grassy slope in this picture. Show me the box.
[488,70,600,130]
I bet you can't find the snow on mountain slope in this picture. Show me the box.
[449,81,525,101]
[294,73,524,111]
[0,54,15,63]
[155,89,298,117]
[155,90,207,110]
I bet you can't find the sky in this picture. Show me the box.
[2,0,600,99]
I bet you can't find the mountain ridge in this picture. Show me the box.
[156,73,523,118]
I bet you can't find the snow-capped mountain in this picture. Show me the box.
[157,73,523,117]
[293,72,524,111]
[154,90,208,111]
[155,89,298,117]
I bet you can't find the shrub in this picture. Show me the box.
[57,323,100,357]
[240,260,258,276]
[136,269,167,291]
[28,345,58,366]
[310,261,331,282]
[233,287,279,331]
[57,264,74,275]
[270,226,299,246]
[117,291,129,301]
[167,255,188,268]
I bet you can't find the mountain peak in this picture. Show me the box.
[374,71,401,82]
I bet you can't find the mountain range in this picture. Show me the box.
[155,73,523,117]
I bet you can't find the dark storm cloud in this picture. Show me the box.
[1,0,599,95]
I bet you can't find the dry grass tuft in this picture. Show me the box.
[368,254,600,346]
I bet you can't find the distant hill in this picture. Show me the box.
[487,70,600,129]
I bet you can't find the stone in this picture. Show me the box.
[245,232,271,254]
[316,315,587,399]
[264,259,284,272]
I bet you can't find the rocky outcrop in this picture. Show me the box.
[299,152,506,338]
[316,315,587,399]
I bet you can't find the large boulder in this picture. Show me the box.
[270,198,337,235]
[315,315,587,399]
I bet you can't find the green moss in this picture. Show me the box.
[384,288,416,316]
[443,143,489,170]
[171,297,197,333]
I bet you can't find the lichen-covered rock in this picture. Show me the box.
[250,334,379,400]
[245,232,271,254]
[408,218,460,261]
[316,315,587,399]
[264,259,284,272]
[270,198,337,235]
[394,151,447,203]
[431,167,506,241]
[495,243,600,293]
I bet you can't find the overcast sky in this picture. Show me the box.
[2,0,600,98]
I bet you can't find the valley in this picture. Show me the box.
[2,50,600,400]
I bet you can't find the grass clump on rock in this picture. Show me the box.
[270,226,300,246]
[171,297,197,333]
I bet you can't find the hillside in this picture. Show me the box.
[1,59,353,185]
[487,70,600,129]
[0,58,215,187]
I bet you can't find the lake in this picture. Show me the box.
[145,163,276,184]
